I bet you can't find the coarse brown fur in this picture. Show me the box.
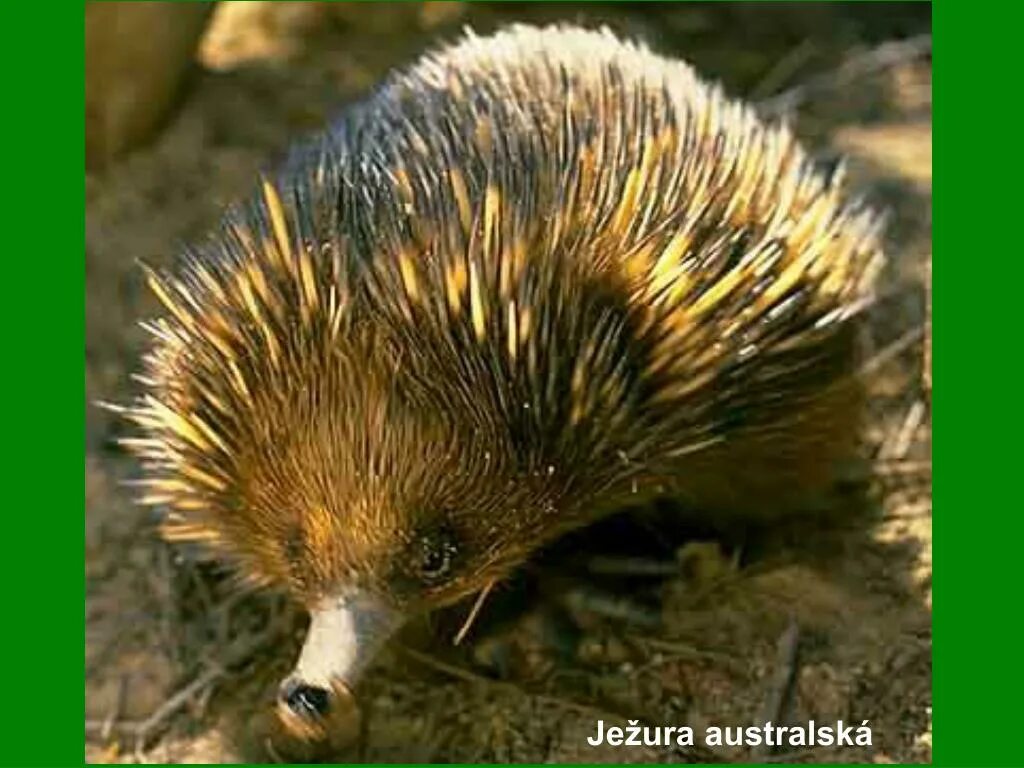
[122,25,883,617]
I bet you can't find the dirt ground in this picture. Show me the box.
[85,3,932,763]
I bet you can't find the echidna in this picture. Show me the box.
[122,24,883,737]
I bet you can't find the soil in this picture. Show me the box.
[85,3,932,763]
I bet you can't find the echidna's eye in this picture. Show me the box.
[417,528,458,583]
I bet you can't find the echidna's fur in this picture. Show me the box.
[124,25,883,611]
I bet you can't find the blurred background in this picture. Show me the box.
[86,3,931,763]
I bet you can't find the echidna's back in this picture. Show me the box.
[311,23,879,502]
[308,24,722,274]
[269,25,883,522]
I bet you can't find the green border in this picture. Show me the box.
[0,2,82,767]
[7,0,1008,765]
[932,1,1021,766]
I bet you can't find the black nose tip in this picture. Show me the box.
[281,679,332,719]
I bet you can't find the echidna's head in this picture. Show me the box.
[129,319,568,732]
[123,183,634,736]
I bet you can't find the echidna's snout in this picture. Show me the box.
[277,590,401,739]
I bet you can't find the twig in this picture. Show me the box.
[749,39,817,101]
[859,325,926,378]
[875,459,931,478]
[879,400,927,461]
[562,585,661,628]
[759,34,932,117]
[882,500,931,521]
[192,678,216,720]
[133,740,151,764]
[86,625,279,750]
[453,579,494,646]
[101,675,128,742]
[751,619,801,760]
[135,666,224,745]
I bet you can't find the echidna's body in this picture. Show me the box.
[126,25,882,731]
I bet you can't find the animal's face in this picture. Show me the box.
[231,375,550,602]
[231,370,565,735]
[131,315,566,732]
